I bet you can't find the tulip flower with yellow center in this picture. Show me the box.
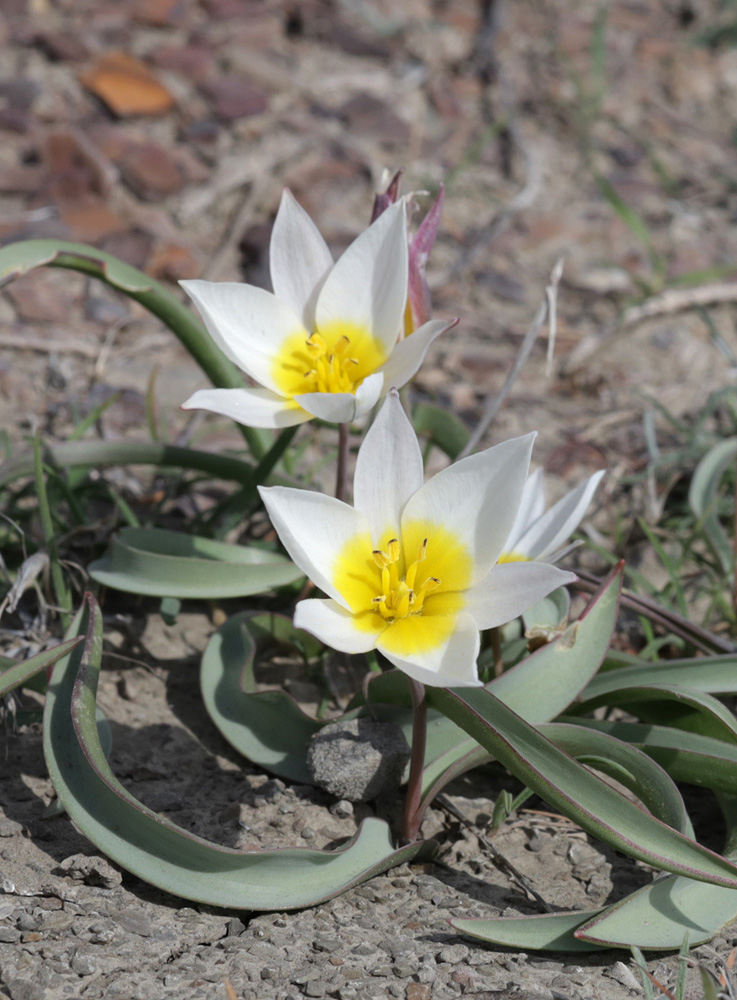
[180,191,453,428]
[259,393,575,687]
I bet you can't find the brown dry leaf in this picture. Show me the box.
[79,52,175,117]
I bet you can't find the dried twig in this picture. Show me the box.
[622,283,737,330]
[436,793,553,912]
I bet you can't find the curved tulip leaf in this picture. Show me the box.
[688,437,737,574]
[452,910,604,952]
[88,527,303,598]
[427,685,737,888]
[43,594,434,910]
[575,870,737,950]
[0,637,82,697]
[540,723,692,837]
[572,684,737,744]
[200,611,323,782]
[576,797,737,950]
[582,656,737,699]
[559,717,737,795]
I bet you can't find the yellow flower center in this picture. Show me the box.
[272,320,387,399]
[333,520,473,656]
[371,536,440,622]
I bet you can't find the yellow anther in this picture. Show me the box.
[334,335,351,356]
[306,332,327,354]
[371,537,441,622]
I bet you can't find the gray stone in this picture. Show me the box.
[306,718,410,802]
[58,854,122,889]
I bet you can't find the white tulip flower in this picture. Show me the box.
[180,191,453,428]
[500,466,605,564]
[258,393,575,688]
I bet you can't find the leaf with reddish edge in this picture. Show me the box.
[426,684,737,889]
[44,594,435,910]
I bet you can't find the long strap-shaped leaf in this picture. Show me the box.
[87,527,303,599]
[583,657,737,698]
[427,686,737,888]
[44,594,433,909]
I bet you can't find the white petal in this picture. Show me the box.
[180,279,305,394]
[401,433,535,584]
[270,189,333,330]
[465,562,576,630]
[258,486,369,609]
[505,466,546,552]
[294,373,384,423]
[517,470,605,560]
[377,318,454,390]
[354,390,423,545]
[378,611,482,688]
[294,598,383,653]
[181,387,312,428]
[352,372,384,418]
[315,201,408,354]
[293,391,357,423]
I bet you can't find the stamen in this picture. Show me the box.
[370,537,441,622]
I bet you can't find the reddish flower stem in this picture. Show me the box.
[335,422,350,502]
[401,678,427,843]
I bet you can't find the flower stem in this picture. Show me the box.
[335,422,350,502]
[401,678,427,843]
